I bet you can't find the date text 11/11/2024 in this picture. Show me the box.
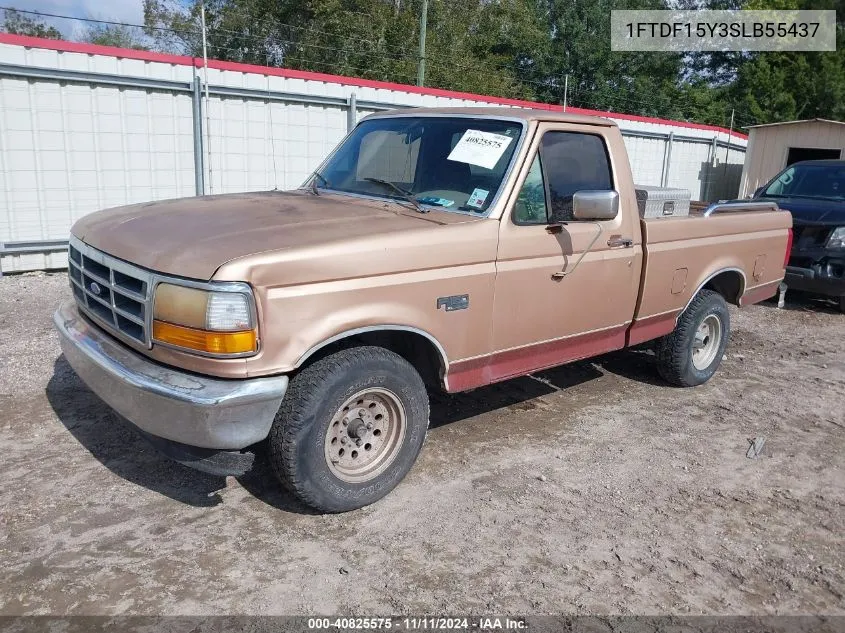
[306,617,528,630]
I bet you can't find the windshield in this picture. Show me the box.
[764,163,845,200]
[312,116,523,214]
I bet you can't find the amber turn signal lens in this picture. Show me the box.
[153,320,257,355]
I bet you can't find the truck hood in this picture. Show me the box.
[754,196,845,226]
[71,190,468,280]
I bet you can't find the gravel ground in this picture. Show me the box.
[0,272,843,616]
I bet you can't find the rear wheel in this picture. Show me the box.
[269,346,429,513]
[655,289,730,387]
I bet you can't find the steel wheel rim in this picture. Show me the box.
[692,314,722,371]
[324,387,406,483]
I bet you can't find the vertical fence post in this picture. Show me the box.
[347,92,357,133]
[660,132,674,187]
[704,135,718,201]
[192,76,206,196]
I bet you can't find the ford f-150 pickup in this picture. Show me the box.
[54,107,792,512]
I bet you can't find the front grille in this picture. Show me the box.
[792,224,833,250]
[788,255,816,268]
[68,239,153,346]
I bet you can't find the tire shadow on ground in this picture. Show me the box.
[44,346,666,513]
[591,347,669,387]
[46,355,329,513]
[757,291,842,314]
[46,354,230,508]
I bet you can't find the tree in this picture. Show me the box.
[1,8,62,39]
[724,0,845,124]
[142,0,549,98]
[82,24,150,50]
[523,0,687,117]
[138,0,844,126]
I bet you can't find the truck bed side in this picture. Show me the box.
[628,209,793,346]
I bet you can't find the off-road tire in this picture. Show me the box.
[269,346,429,513]
[655,289,730,387]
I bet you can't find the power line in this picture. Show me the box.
[0,5,190,36]
[0,4,571,93]
[0,4,752,129]
[0,5,604,103]
[166,8,422,60]
[0,5,422,61]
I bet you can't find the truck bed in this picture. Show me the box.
[628,202,792,346]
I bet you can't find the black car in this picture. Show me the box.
[752,159,845,312]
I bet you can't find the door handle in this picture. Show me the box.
[607,236,633,248]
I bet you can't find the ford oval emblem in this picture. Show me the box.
[89,281,102,296]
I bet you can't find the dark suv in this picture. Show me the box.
[752,159,845,312]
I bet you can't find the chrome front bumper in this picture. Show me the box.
[53,300,288,450]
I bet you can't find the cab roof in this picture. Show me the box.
[364,106,618,128]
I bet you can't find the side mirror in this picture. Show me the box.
[754,186,765,198]
[572,190,619,221]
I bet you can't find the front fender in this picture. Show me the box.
[244,265,496,377]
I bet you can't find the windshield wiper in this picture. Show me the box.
[310,171,330,195]
[364,178,427,213]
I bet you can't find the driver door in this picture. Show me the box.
[488,123,642,382]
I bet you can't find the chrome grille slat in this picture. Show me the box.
[68,237,153,347]
[111,285,146,302]
[114,306,145,326]
[79,267,110,287]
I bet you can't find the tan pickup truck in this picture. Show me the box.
[54,107,792,512]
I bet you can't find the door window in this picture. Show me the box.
[540,132,613,223]
[511,131,614,225]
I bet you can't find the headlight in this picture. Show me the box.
[152,283,258,355]
[827,227,845,249]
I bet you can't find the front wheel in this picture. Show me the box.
[655,289,730,387]
[269,346,429,513]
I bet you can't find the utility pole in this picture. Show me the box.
[722,108,735,191]
[417,0,428,86]
[563,75,569,112]
[201,2,213,194]
[724,108,735,164]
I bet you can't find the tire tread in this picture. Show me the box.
[655,289,729,387]
[268,346,428,512]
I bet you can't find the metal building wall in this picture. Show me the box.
[0,35,746,273]
[738,120,845,198]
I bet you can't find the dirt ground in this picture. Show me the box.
[0,272,842,617]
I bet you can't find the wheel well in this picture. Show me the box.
[703,270,744,306]
[298,330,446,390]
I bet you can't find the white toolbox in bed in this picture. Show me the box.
[635,185,691,218]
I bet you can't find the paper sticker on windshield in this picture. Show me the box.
[466,188,489,209]
[447,130,513,170]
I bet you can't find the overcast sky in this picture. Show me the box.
[9,0,153,37]
[20,0,145,23]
